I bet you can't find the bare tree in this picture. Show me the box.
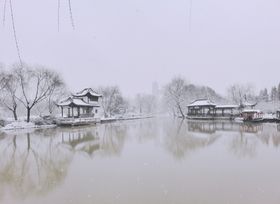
[270,86,278,101]
[164,77,188,118]
[0,63,7,90]
[227,84,256,105]
[0,72,20,120]
[47,84,67,115]
[98,86,127,118]
[13,64,64,122]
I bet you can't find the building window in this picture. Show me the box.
[95,109,98,114]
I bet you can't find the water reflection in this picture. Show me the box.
[0,131,73,201]
[0,118,280,204]
[187,120,280,158]
[163,119,220,159]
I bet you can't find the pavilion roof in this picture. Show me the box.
[242,109,262,113]
[187,99,216,107]
[241,101,257,107]
[215,105,239,109]
[57,97,100,107]
[73,88,102,97]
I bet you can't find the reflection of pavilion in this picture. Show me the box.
[164,120,221,159]
[164,131,220,159]
[239,123,263,133]
[61,128,100,157]
[187,121,240,133]
[187,120,263,134]
[187,121,216,134]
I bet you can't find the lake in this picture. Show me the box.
[1,118,280,204]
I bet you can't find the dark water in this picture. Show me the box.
[1,118,280,204]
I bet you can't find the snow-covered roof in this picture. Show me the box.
[242,101,257,107]
[73,88,102,97]
[187,99,216,107]
[57,97,100,107]
[242,109,262,113]
[215,105,239,109]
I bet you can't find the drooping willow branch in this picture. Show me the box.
[68,0,75,30]
[57,0,60,31]
[188,0,192,32]
[9,0,23,66]
[2,0,7,26]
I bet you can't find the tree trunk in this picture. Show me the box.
[27,133,31,150]
[177,103,185,119]
[13,108,18,121]
[27,107,31,123]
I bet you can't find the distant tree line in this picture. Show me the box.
[0,62,160,122]
[164,77,280,118]
[163,76,223,118]
[2,63,278,122]
[258,83,280,102]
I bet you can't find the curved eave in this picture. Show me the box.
[187,105,216,108]
[215,105,239,109]
[73,93,102,97]
[57,102,100,107]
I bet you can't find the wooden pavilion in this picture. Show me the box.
[187,99,239,120]
[187,99,216,119]
[56,88,102,125]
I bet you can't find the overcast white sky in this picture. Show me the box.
[0,0,280,96]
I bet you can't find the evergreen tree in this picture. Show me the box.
[270,86,278,101]
[259,88,269,102]
[278,83,280,101]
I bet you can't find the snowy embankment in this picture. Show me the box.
[0,121,56,131]
[100,114,154,123]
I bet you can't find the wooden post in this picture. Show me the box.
[61,107,64,117]
[72,107,74,118]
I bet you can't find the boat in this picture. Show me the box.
[241,109,264,122]
[276,110,280,123]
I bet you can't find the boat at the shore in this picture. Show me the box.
[235,109,264,123]
[277,110,280,123]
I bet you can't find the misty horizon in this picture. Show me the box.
[1,0,280,97]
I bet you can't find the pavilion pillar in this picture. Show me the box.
[72,107,74,118]
[61,107,64,117]
[78,107,80,118]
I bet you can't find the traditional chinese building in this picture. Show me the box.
[187,99,239,120]
[240,101,257,110]
[187,99,216,119]
[56,88,102,125]
[276,110,280,120]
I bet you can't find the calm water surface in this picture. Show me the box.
[1,118,280,204]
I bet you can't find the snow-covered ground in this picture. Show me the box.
[255,101,280,113]
[100,114,154,123]
[0,121,56,132]
[263,113,276,119]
